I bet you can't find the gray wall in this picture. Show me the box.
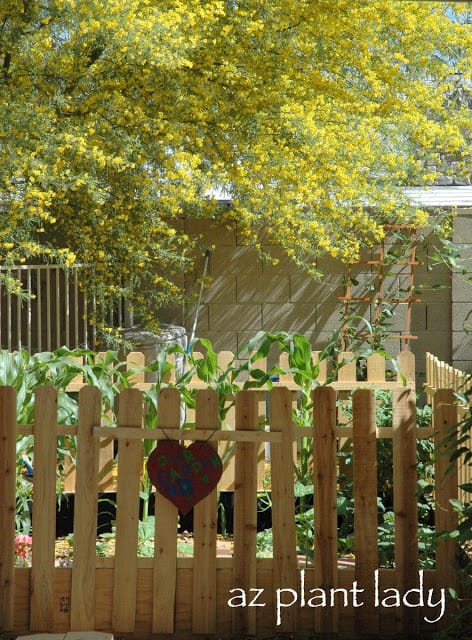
[162,210,472,379]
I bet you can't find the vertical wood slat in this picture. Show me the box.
[337,351,356,381]
[233,391,259,636]
[434,389,458,622]
[393,388,419,634]
[192,390,219,634]
[70,386,102,630]
[352,389,379,634]
[397,351,416,388]
[0,387,17,631]
[95,352,115,493]
[270,387,298,633]
[30,386,57,631]
[313,386,338,635]
[112,388,143,632]
[152,388,180,634]
[126,352,146,385]
[367,353,385,382]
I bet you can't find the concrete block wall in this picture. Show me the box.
[452,209,472,371]
[162,211,471,376]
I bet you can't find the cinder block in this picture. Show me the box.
[202,274,237,304]
[237,272,290,303]
[290,273,343,303]
[208,303,262,332]
[199,331,238,353]
[425,303,451,331]
[262,303,317,333]
[210,246,263,275]
[317,255,349,276]
[318,303,370,333]
[452,302,472,332]
[452,271,472,302]
[414,331,452,367]
[453,210,472,243]
[452,331,472,369]
[184,303,209,334]
[261,247,306,275]
[184,219,237,246]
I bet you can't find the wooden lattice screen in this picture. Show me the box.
[339,224,423,351]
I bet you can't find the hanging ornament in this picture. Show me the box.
[147,440,223,515]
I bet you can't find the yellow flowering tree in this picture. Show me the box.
[1,0,471,329]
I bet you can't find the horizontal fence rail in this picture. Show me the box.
[0,384,462,638]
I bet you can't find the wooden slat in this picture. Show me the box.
[112,388,143,632]
[434,389,458,624]
[233,390,259,635]
[313,386,338,635]
[126,351,146,384]
[152,388,180,634]
[337,351,356,381]
[397,351,415,388]
[270,387,298,633]
[367,353,385,382]
[192,389,219,634]
[30,386,57,631]
[353,389,378,634]
[392,388,419,634]
[0,386,17,631]
[70,386,102,630]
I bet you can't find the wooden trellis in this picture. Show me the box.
[339,225,423,351]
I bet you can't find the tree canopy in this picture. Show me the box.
[1,0,471,329]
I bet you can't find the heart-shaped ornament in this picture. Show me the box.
[147,440,223,514]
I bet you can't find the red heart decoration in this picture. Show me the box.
[147,440,223,514]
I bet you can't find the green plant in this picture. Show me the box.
[433,386,472,639]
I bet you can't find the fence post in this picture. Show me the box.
[233,390,259,636]
[393,387,419,635]
[152,387,180,634]
[30,386,57,631]
[270,387,298,634]
[192,389,219,634]
[312,386,338,635]
[0,386,17,631]
[353,389,379,635]
[434,389,458,624]
[112,388,143,632]
[70,386,102,630]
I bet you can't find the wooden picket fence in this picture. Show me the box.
[62,349,416,493]
[0,381,462,638]
[425,351,472,401]
[425,352,472,503]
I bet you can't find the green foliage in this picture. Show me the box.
[2,1,471,327]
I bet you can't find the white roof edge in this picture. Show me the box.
[403,186,472,207]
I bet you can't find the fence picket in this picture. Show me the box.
[233,390,259,635]
[152,388,180,634]
[338,351,356,381]
[192,390,219,634]
[112,388,143,632]
[0,386,17,631]
[270,387,298,633]
[392,388,419,634]
[70,386,102,630]
[353,389,379,634]
[30,386,57,631]
[367,353,386,382]
[434,389,458,625]
[313,386,338,634]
